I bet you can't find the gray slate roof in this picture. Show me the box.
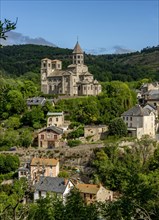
[39,126,63,134]
[27,97,46,106]
[47,112,63,116]
[144,103,157,110]
[35,177,68,193]
[121,105,150,116]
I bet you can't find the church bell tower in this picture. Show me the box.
[72,41,84,65]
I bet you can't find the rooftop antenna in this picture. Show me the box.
[77,36,78,42]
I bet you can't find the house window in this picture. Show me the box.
[91,85,93,90]
[43,63,46,67]
[126,117,128,121]
[58,64,61,68]
[41,134,44,140]
[39,191,41,198]
[130,117,132,121]
[49,118,52,122]
[90,194,92,199]
[78,60,80,64]
[52,64,56,69]
[56,118,58,122]
[54,135,57,140]
[78,55,80,59]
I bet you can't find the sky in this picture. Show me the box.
[1,0,159,54]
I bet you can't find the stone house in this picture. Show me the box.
[140,82,159,94]
[75,183,113,204]
[26,97,54,110]
[84,125,108,142]
[47,112,64,127]
[143,90,159,107]
[38,126,64,148]
[41,41,101,96]
[121,104,156,139]
[18,167,30,180]
[34,177,74,202]
[143,103,158,118]
[138,82,159,106]
[30,157,59,184]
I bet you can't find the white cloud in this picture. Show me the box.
[0,31,56,47]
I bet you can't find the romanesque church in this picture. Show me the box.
[41,42,101,96]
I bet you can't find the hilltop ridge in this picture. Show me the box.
[0,44,158,81]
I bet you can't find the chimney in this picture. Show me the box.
[97,183,102,188]
[64,178,68,185]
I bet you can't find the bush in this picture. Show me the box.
[69,122,82,129]
[67,127,84,139]
[67,140,82,147]
[109,117,127,137]
[58,171,69,178]
[0,154,20,174]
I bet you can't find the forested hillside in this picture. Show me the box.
[0,44,158,81]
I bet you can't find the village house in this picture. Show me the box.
[143,103,158,118]
[143,90,159,107]
[34,177,74,202]
[30,157,59,184]
[41,41,101,96]
[138,82,159,106]
[121,104,156,139]
[84,125,108,142]
[140,82,159,94]
[75,183,113,204]
[47,112,64,127]
[18,167,30,180]
[38,126,64,148]
[26,97,54,110]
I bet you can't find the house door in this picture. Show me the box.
[48,141,55,149]
[40,141,43,147]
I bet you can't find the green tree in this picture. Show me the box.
[6,89,26,114]
[4,116,21,129]
[0,18,17,45]
[64,189,88,220]
[21,106,45,129]
[18,128,33,148]
[109,117,127,137]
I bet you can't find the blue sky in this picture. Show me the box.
[1,0,159,54]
